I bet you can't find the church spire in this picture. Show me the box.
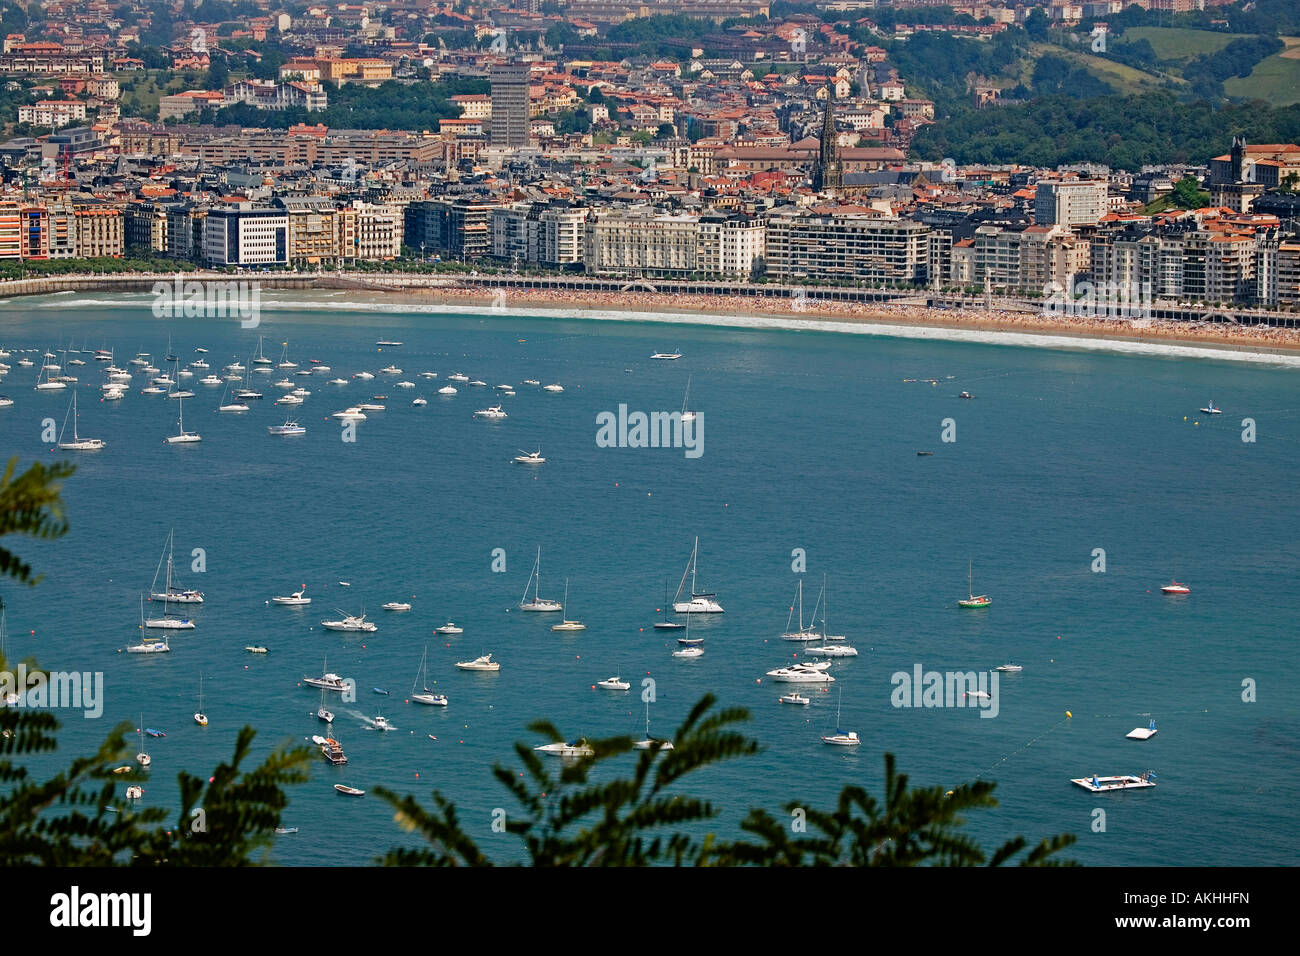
[813,79,842,194]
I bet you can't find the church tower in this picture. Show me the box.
[812,80,842,194]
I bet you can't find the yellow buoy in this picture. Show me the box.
[1065,711,1073,719]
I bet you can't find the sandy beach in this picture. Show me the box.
[343,284,1300,357]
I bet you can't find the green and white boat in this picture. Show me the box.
[958,560,991,609]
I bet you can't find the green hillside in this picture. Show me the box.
[1224,38,1300,104]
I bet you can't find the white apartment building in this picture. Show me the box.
[203,207,289,266]
[1035,180,1107,228]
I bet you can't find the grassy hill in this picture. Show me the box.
[1025,42,1183,95]
[1224,37,1300,104]
[1123,26,1245,61]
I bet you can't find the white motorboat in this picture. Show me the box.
[437,386,457,396]
[382,601,412,612]
[650,351,682,360]
[1070,772,1157,792]
[1161,579,1190,595]
[126,637,170,653]
[766,663,834,683]
[396,381,415,389]
[356,403,384,411]
[412,397,428,406]
[474,405,507,420]
[805,644,858,657]
[435,622,463,635]
[354,372,375,380]
[513,449,545,465]
[994,663,1022,673]
[456,654,500,671]
[522,379,540,386]
[199,374,222,386]
[268,420,307,435]
[380,365,402,375]
[447,373,469,382]
[55,392,105,450]
[245,645,268,654]
[779,692,811,705]
[596,676,629,690]
[533,739,593,758]
[320,612,377,633]
[672,537,724,613]
[369,715,395,732]
[332,407,367,421]
[420,372,437,379]
[468,380,487,387]
[542,384,564,392]
[519,547,562,612]
[272,587,311,605]
[672,645,704,658]
[329,378,349,386]
[303,657,348,691]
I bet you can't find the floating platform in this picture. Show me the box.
[1071,773,1156,792]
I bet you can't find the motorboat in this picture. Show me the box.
[650,352,682,360]
[380,365,402,375]
[542,384,564,392]
[805,644,858,657]
[447,373,469,382]
[376,340,403,347]
[382,601,412,612]
[437,386,458,396]
[533,739,594,758]
[994,663,1022,673]
[245,645,268,654]
[412,397,428,406]
[513,449,545,465]
[369,715,395,732]
[272,587,310,605]
[303,660,349,691]
[126,638,170,654]
[320,612,377,633]
[766,663,834,683]
[268,421,307,436]
[1161,580,1189,595]
[474,405,507,420]
[596,676,630,690]
[468,380,487,387]
[672,646,704,658]
[779,692,811,705]
[436,623,463,635]
[455,654,499,671]
[396,381,415,389]
[275,394,304,406]
[332,407,367,421]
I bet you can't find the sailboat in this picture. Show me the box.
[55,391,105,450]
[277,342,297,369]
[551,579,586,631]
[126,596,171,652]
[252,336,272,366]
[821,688,860,746]
[34,358,67,391]
[804,575,857,657]
[672,537,723,613]
[317,689,334,723]
[149,530,204,604]
[633,698,674,751]
[136,717,151,766]
[218,377,249,412]
[958,559,991,608]
[194,674,207,726]
[653,580,686,630]
[519,547,563,612]
[780,578,822,641]
[409,646,449,705]
[164,394,201,443]
[680,374,696,422]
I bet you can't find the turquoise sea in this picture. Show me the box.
[1,289,1297,866]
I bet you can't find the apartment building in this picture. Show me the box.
[585,208,701,276]
[202,206,289,266]
[1034,180,1107,228]
[765,207,931,284]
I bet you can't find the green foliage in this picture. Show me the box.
[376,694,1076,867]
[912,90,1300,169]
[1170,175,1211,209]
[0,459,75,586]
[725,753,1076,866]
[1031,54,1114,97]
[203,77,487,131]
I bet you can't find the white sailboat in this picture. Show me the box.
[135,717,151,767]
[194,674,207,726]
[780,578,822,641]
[551,579,586,631]
[218,377,249,412]
[55,391,105,450]
[126,596,172,652]
[519,547,562,612]
[672,537,723,613]
[164,394,201,443]
[149,529,204,604]
[680,374,696,422]
[633,698,674,750]
[409,646,448,706]
[821,687,860,746]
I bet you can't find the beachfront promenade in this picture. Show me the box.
[1,271,1298,335]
